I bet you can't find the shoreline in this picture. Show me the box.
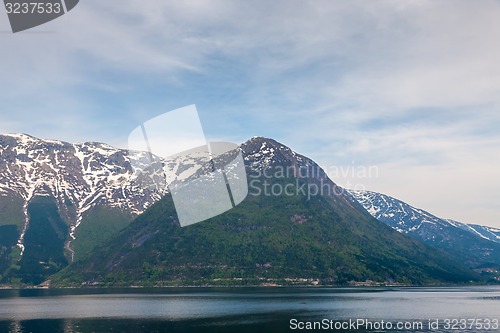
[1,282,498,291]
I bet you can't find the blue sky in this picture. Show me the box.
[1,0,499,227]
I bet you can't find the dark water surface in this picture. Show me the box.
[0,286,499,332]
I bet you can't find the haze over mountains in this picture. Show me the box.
[0,134,498,286]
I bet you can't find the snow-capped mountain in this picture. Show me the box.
[0,134,157,251]
[1,133,497,285]
[242,136,318,171]
[54,137,483,288]
[1,135,155,252]
[447,220,500,244]
[0,134,353,285]
[240,137,351,206]
[349,190,500,269]
[349,190,456,237]
[349,190,500,244]
[0,134,213,268]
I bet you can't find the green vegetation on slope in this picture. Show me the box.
[71,206,133,261]
[0,196,24,283]
[9,196,68,285]
[53,174,478,287]
[0,195,24,227]
[0,225,19,280]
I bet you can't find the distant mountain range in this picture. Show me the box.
[349,190,500,275]
[0,134,497,286]
[446,220,500,244]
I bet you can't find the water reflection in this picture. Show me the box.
[0,287,498,333]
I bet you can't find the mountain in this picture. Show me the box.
[446,220,500,244]
[0,133,208,284]
[349,190,500,279]
[52,137,479,287]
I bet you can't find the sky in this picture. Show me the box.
[0,0,499,227]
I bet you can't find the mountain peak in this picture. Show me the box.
[242,136,286,152]
[240,136,313,171]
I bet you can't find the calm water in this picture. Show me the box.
[0,286,499,332]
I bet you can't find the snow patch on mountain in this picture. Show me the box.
[447,220,500,243]
[349,189,500,244]
[0,133,210,258]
